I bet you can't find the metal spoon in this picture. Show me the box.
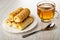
[22,23,55,38]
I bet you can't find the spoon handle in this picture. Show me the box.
[22,23,55,38]
[22,30,44,38]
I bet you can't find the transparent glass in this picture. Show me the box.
[37,1,56,22]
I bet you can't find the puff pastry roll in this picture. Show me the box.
[12,22,18,29]
[12,16,34,30]
[14,8,30,22]
[5,19,12,26]
[8,7,23,21]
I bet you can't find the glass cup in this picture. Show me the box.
[37,1,57,22]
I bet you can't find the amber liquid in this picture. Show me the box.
[37,3,55,22]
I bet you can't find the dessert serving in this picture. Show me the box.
[8,7,23,21]
[5,7,34,30]
[14,8,30,22]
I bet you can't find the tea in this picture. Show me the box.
[37,3,55,22]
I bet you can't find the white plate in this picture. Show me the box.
[2,15,37,33]
[1,0,38,33]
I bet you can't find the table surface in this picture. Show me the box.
[0,0,60,40]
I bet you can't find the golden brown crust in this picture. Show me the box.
[14,8,30,22]
[8,7,23,21]
[5,19,12,26]
[17,16,34,30]
[12,16,34,30]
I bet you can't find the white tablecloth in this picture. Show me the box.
[0,0,60,40]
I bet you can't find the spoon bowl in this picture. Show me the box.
[43,23,55,30]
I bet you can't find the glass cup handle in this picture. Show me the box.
[54,10,59,19]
